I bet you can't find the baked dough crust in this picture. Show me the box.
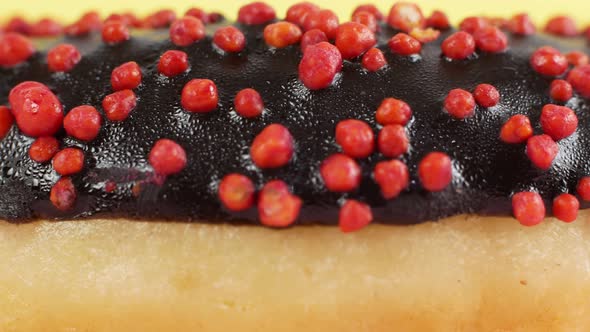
[2,213,590,331]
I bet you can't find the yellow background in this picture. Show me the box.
[2,0,590,26]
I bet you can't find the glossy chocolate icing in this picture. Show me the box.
[0,20,589,225]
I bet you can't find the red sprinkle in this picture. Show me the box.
[540,104,578,140]
[144,9,176,29]
[50,177,77,211]
[0,106,14,140]
[47,44,81,73]
[218,173,256,211]
[530,46,568,77]
[263,21,302,48]
[409,27,441,43]
[111,61,142,91]
[148,139,187,176]
[362,48,387,72]
[238,2,276,25]
[378,124,409,158]
[64,105,102,141]
[500,115,533,144]
[441,31,476,60]
[234,88,264,118]
[512,192,546,226]
[387,2,425,33]
[302,9,340,39]
[526,134,559,170]
[185,8,209,24]
[339,200,373,233]
[104,181,117,193]
[577,177,590,201]
[376,98,412,126]
[213,26,246,53]
[545,16,578,37]
[101,20,130,44]
[567,64,590,98]
[52,148,85,176]
[335,22,376,59]
[30,18,63,37]
[4,17,31,35]
[158,50,189,77]
[373,159,409,199]
[335,119,374,159]
[258,180,302,228]
[473,84,500,107]
[352,4,384,21]
[300,29,328,52]
[65,11,102,36]
[169,16,205,47]
[286,2,319,27]
[444,89,476,119]
[566,51,589,67]
[553,193,579,223]
[508,13,536,35]
[473,26,508,53]
[459,16,489,34]
[102,89,137,121]
[549,79,573,102]
[181,79,219,113]
[418,152,452,192]
[29,136,59,163]
[250,124,294,169]
[352,11,378,33]
[426,10,450,30]
[389,33,421,56]
[0,33,35,67]
[9,82,64,137]
[299,42,343,90]
[320,153,362,192]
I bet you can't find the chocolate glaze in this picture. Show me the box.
[0,21,589,225]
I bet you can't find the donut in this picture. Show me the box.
[1,2,590,331]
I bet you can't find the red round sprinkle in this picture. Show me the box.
[0,106,14,140]
[553,193,579,223]
[409,27,441,43]
[444,89,476,119]
[320,153,361,192]
[218,173,256,211]
[286,2,319,27]
[335,119,374,159]
[250,124,294,169]
[213,26,246,53]
[263,21,302,48]
[335,22,376,60]
[473,83,500,107]
[500,115,533,144]
[208,13,223,24]
[104,13,140,27]
[566,51,589,67]
[148,138,187,176]
[418,152,452,192]
[302,9,340,39]
[30,18,63,37]
[9,82,63,137]
[530,46,568,77]
[339,200,373,233]
[258,180,302,228]
[169,16,205,47]
[352,4,384,21]
[64,105,102,141]
[459,16,489,34]
[426,10,450,30]
[65,11,102,36]
[378,124,409,158]
[234,88,264,118]
[102,89,136,121]
[473,26,508,53]
[181,79,219,113]
[300,29,328,52]
[29,136,59,163]
[185,8,209,24]
[101,20,130,44]
[144,9,176,29]
[53,148,85,176]
[540,104,578,140]
[299,42,343,90]
[373,159,409,199]
[362,47,387,72]
[545,16,578,37]
[441,31,476,60]
[387,2,425,33]
[388,32,421,56]
[526,134,558,170]
[512,192,545,226]
[376,98,412,126]
[352,11,378,33]
[549,79,573,102]
[47,43,81,73]
[489,17,509,29]
[508,13,536,35]
[111,61,142,91]
[4,17,31,35]
[577,177,590,201]
[158,50,189,77]
[104,181,117,193]
[238,2,276,25]
[50,177,77,211]
[567,64,590,98]
[0,33,35,67]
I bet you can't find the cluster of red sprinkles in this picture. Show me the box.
[1,2,590,230]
